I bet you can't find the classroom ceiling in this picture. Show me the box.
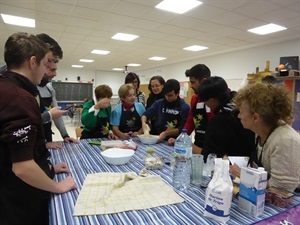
[0,0,299,73]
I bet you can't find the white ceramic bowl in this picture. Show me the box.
[101,148,134,165]
[137,134,159,145]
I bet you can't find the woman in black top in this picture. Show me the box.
[146,75,165,109]
[125,72,146,106]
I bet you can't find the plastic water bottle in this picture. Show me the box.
[173,129,192,191]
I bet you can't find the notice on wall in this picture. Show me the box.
[297,92,300,102]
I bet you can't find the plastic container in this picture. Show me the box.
[173,129,192,191]
[144,155,164,170]
[144,146,163,170]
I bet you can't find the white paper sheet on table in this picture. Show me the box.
[228,156,249,184]
[228,156,249,168]
[73,172,185,216]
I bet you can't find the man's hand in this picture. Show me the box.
[142,123,150,134]
[64,136,79,144]
[167,138,176,145]
[192,144,202,154]
[56,176,77,194]
[46,142,63,149]
[158,131,167,142]
[108,133,118,139]
[54,162,70,173]
[49,106,68,120]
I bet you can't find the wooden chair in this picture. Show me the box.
[75,127,83,139]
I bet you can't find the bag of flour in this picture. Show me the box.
[203,158,233,223]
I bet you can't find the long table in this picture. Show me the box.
[49,139,300,225]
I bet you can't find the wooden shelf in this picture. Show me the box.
[276,76,300,80]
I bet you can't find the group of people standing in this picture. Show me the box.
[81,63,300,195]
[81,72,190,142]
[1,31,300,225]
[0,32,78,225]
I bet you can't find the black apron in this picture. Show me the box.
[119,105,142,133]
[193,101,209,148]
[151,98,181,139]
[39,86,53,142]
[81,108,110,139]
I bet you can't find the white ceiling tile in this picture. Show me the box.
[210,12,250,26]
[204,0,251,11]
[36,11,69,25]
[64,26,91,35]
[72,6,106,21]
[142,9,177,23]
[110,1,150,18]
[0,4,36,18]
[188,4,227,20]
[234,1,281,17]
[37,21,65,32]
[0,0,298,71]
[0,1,36,10]
[36,0,74,16]
[75,0,119,11]
[67,17,99,29]
[130,19,161,30]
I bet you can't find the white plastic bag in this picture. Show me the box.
[203,158,233,223]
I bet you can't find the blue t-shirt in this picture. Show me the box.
[110,102,145,126]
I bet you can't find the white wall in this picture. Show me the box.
[55,38,299,93]
[136,38,299,91]
[54,68,96,83]
[94,70,125,95]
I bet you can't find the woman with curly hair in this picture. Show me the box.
[230,83,300,192]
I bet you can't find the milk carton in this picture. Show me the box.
[238,167,267,217]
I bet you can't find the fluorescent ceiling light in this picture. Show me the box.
[112,68,124,71]
[155,0,202,14]
[183,45,208,51]
[111,33,139,41]
[79,59,94,63]
[248,23,287,35]
[127,63,141,67]
[91,49,110,55]
[149,56,166,61]
[1,14,35,27]
[72,65,83,68]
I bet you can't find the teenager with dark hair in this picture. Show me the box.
[142,79,190,141]
[198,76,255,161]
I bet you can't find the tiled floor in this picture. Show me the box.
[51,115,81,141]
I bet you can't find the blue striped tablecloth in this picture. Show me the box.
[49,138,300,225]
